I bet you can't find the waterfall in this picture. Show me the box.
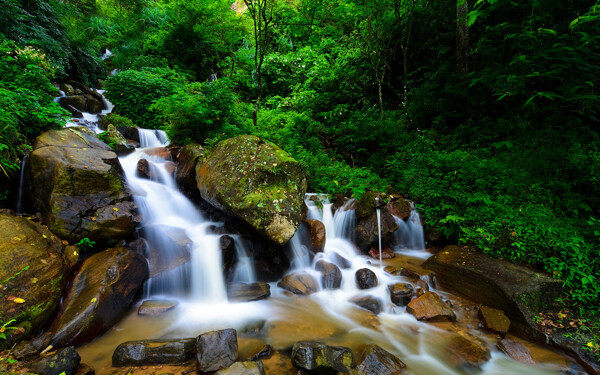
[231,236,257,283]
[393,210,425,251]
[119,129,227,302]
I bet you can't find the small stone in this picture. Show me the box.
[497,339,535,365]
[304,219,326,253]
[138,300,178,316]
[388,283,415,306]
[215,361,265,375]
[478,306,511,336]
[315,260,342,289]
[406,292,456,321]
[447,334,491,368]
[227,282,271,302]
[291,341,354,373]
[357,344,406,375]
[350,296,383,315]
[32,346,81,375]
[356,268,378,289]
[277,271,319,295]
[112,338,196,366]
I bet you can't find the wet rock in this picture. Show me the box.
[291,341,354,374]
[356,344,406,375]
[388,283,415,306]
[64,104,84,118]
[196,329,238,373]
[303,219,326,253]
[277,271,319,295]
[144,147,170,159]
[249,345,274,361]
[497,339,535,365]
[385,198,411,220]
[221,235,236,276]
[83,94,103,114]
[355,210,398,252]
[332,253,353,269]
[196,135,307,245]
[60,83,75,96]
[355,268,378,289]
[112,338,196,366]
[478,306,510,336]
[446,334,491,368]
[48,247,148,347]
[423,245,563,338]
[136,159,152,179]
[406,292,456,321]
[353,190,384,220]
[116,126,141,143]
[103,124,135,154]
[368,247,395,259]
[176,143,206,192]
[32,346,81,375]
[0,214,67,349]
[76,363,95,375]
[350,296,383,315]
[59,95,86,112]
[138,300,178,316]
[142,225,191,278]
[227,282,271,302]
[315,260,342,289]
[216,361,266,375]
[27,127,140,243]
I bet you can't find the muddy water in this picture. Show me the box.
[78,253,577,375]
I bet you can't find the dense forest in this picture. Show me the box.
[0,0,599,344]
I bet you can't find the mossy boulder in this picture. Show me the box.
[101,124,135,155]
[27,127,140,243]
[0,214,68,349]
[291,341,354,373]
[197,135,307,245]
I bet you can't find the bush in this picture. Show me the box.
[102,113,135,128]
[104,67,189,129]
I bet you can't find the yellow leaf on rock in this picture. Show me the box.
[91,297,97,303]
[113,207,118,212]
[13,298,25,303]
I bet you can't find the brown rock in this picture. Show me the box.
[303,219,326,253]
[196,329,238,373]
[143,225,191,278]
[175,143,206,191]
[277,272,319,295]
[315,260,342,289]
[497,339,535,365]
[368,247,395,259]
[357,344,406,375]
[227,282,271,302]
[215,361,265,375]
[478,306,511,336]
[386,198,411,220]
[406,292,456,321]
[447,334,491,368]
[350,296,383,315]
[355,210,398,252]
[144,147,170,159]
[388,283,415,306]
[138,300,178,316]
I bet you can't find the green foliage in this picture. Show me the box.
[75,237,96,252]
[102,113,135,128]
[104,67,189,129]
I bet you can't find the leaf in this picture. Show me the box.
[13,297,25,303]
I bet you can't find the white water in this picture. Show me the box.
[394,210,426,254]
[231,236,257,283]
[60,88,114,134]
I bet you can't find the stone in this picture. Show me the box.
[423,245,564,338]
[356,344,406,375]
[59,95,86,112]
[446,334,491,368]
[355,210,398,252]
[48,247,148,347]
[175,143,206,192]
[196,329,238,373]
[0,214,67,349]
[142,225,191,278]
[112,338,196,366]
[215,361,266,375]
[315,260,342,289]
[350,296,383,315]
[144,147,170,159]
[497,339,535,365]
[32,346,81,375]
[353,190,384,220]
[64,104,84,118]
[478,306,511,336]
[303,219,326,253]
[76,363,95,375]
[136,158,152,179]
[27,127,140,243]
[388,283,415,306]
[196,135,307,245]
[83,94,103,114]
[249,345,274,361]
[291,341,354,373]
[138,300,178,316]
[406,292,456,321]
[103,124,135,154]
[368,247,395,259]
[385,198,411,220]
[355,268,378,289]
[277,271,319,295]
[59,83,75,96]
[227,282,271,302]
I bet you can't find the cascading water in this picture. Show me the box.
[375,197,383,268]
[231,236,257,283]
[394,210,426,253]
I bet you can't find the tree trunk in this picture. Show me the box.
[456,0,469,75]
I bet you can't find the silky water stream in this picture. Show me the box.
[77,131,575,374]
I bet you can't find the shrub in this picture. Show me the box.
[102,113,135,128]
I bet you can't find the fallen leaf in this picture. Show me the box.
[112,207,118,212]
[13,298,25,304]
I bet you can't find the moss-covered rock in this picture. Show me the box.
[101,124,135,155]
[27,127,140,243]
[197,135,307,245]
[0,214,68,350]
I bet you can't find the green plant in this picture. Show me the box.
[0,319,17,340]
[75,237,96,252]
[102,113,135,129]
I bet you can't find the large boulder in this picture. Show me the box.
[196,135,307,245]
[303,219,326,253]
[27,127,140,243]
[48,247,148,347]
[277,272,319,296]
[355,210,398,252]
[406,292,456,321]
[227,282,271,302]
[196,329,238,373]
[423,245,564,337]
[31,346,81,375]
[112,338,196,366]
[176,143,206,192]
[102,124,135,155]
[0,214,68,349]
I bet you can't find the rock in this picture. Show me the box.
[144,147,170,159]
[142,225,191,278]
[291,341,354,373]
[406,292,456,321]
[355,268,378,289]
[355,210,398,252]
[315,260,342,289]
[83,94,103,113]
[103,124,135,154]
[221,235,236,276]
[48,247,148,347]
[422,245,563,338]
[27,127,140,243]
[277,271,319,295]
[216,361,266,375]
[136,158,152,179]
[116,126,141,143]
[356,344,406,375]
[385,198,411,220]
[227,282,271,302]
[353,190,384,220]
[446,334,491,368]
[332,253,353,269]
[368,247,395,259]
[497,339,535,365]
[350,296,383,315]
[0,214,67,349]
[196,329,238,373]
[76,363,95,375]
[64,104,84,118]
[303,219,326,253]
[112,338,196,366]
[249,345,274,361]
[176,143,206,192]
[32,346,81,375]
[197,135,307,245]
[138,300,178,316]
[59,95,86,112]
[478,306,510,336]
[60,83,75,96]
[388,283,415,306]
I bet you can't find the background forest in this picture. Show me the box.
[0,0,599,321]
